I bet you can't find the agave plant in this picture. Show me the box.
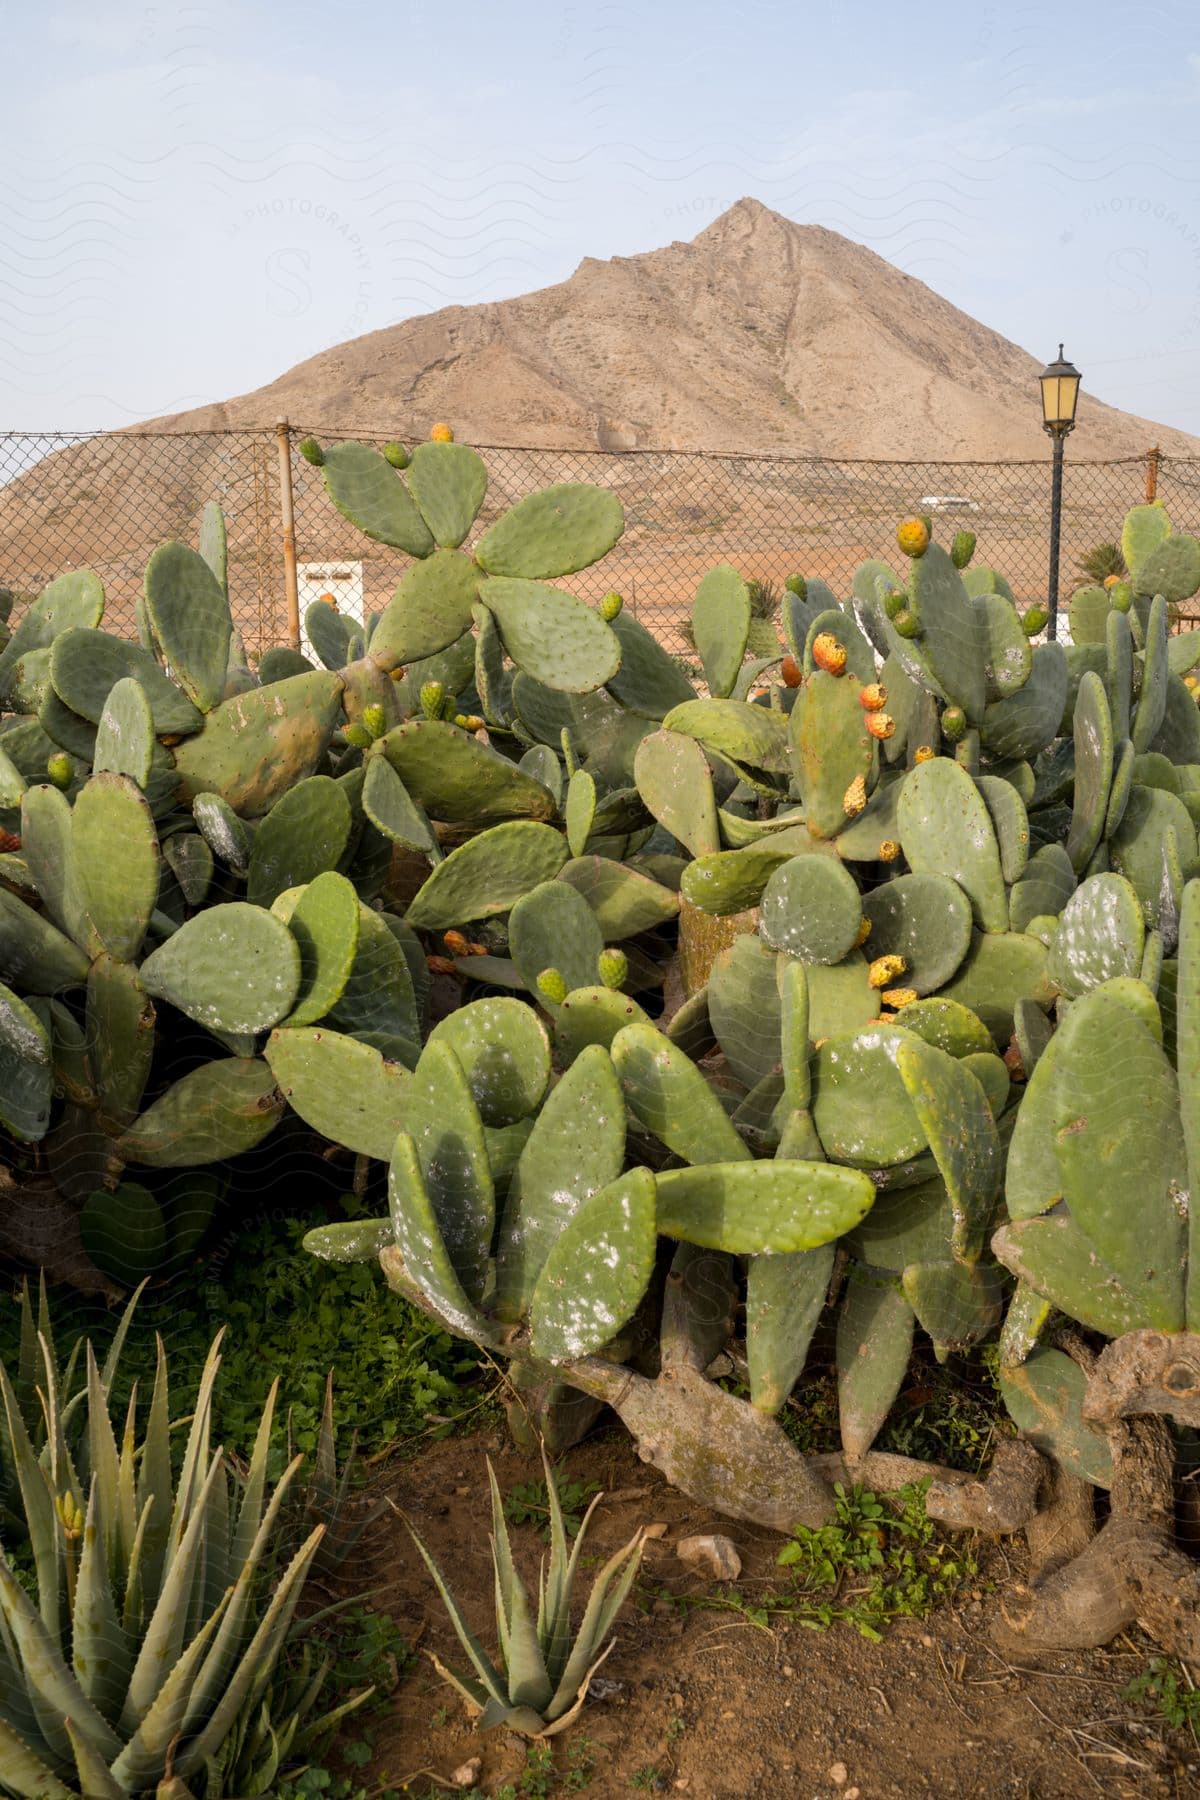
[0,1327,324,1798]
[409,1450,644,1736]
[280,1371,386,1578]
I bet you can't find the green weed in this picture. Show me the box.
[503,1475,602,1541]
[1124,1658,1200,1743]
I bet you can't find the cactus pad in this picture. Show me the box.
[282,870,361,1025]
[859,872,973,994]
[690,565,751,698]
[380,719,556,823]
[790,670,876,841]
[50,627,203,736]
[386,1132,494,1344]
[405,821,567,929]
[606,612,696,717]
[72,773,159,963]
[93,676,155,788]
[655,1159,874,1254]
[634,730,720,858]
[759,854,863,963]
[0,980,52,1141]
[479,577,621,694]
[508,879,604,998]
[118,1056,284,1165]
[246,775,353,908]
[897,757,1008,933]
[529,1167,658,1364]
[320,441,435,554]
[1047,872,1144,997]
[474,483,623,579]
[811,1024,928,1167]
[406,440,488,547]
[427,996,551,1127]
[836,1270,915,1463]
[265,1025,408,1160]
[894,1035,1001,1263]
[998,1348,1113,1488]
[361,754,439,857]
[404,1039,495,1304]
[495,1041,626,1318]
[557,856,680,936]
[0,887,90,992]
[143,542,232,712]
[172,672,344,816]
[140,902,301,1035]
[612,1020,750,1165]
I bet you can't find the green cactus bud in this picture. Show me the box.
[941,705,968,741]
[1022,605,1050,638]
[342,722,372,750]
[382,441,410,469]
[298,436,325,466]
[784,573,808,599]
[893,607,920,638]
[599,589,624,622]
[883,587,908,621]
[536,966,569,1005]
[951,529,976,569]
[46,751,74,789]
[362,702,387,739]
[420,679,446,720]
[1109,581,1133,613]
[454,713,486,732]
[597,947,628,990]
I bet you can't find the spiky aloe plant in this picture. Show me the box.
[0,1328,324,1798]
[409,1450,644,1736]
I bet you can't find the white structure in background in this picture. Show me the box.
[920,494,978,512]
[297,560,365,661]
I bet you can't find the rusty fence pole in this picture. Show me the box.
[274,417,301,649]
[1146,445,1161,503]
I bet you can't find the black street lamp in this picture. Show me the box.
[1039,345,1082,641]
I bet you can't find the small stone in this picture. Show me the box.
[452,1758,481,1788]
[782,1665,795,1677]
[830,1763,849,1786]
[920,1634,933,1648]
[454,1485,470,1496]
[676,1534,742,1581]
[846,1790,861,1800]
[643,1522,670,1540]
[674,1781,690,1792]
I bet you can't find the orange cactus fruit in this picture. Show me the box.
[865,711,896,741]
[854,917,873,948]
[780,653,803,688]
[843,773,868,817]
[430,422,455,442]
[426,955,459,975]
[896,516,930,558]
[443,930,472,956]
[878,839,900,862]
[868,953,908,990]
[812,633,847,675]
[319,591,337,608]
[859,683,888,712]
[913,745,936,764]
[882,987,918,1010]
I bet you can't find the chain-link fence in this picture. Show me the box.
[1,426,1197,657]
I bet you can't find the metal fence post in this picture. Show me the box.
[1146,445,1160,503]
[274,417,301,650]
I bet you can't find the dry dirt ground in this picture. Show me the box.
[344,1431,1200,1800]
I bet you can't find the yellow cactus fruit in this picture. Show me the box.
[882,987,918,1009]
[430,422,455,442]
[843,773,868,817]
[812,633,848,676]
[859,683,888,712]
[868,953,908,990]
[878,839,900,862]
[914,745,936,764]
[455,714,486,733]
[865,711,896,741]
[896,516,930,558]
[1103,573,1121,589]
[854,916,873,948]
[318,590,338,609]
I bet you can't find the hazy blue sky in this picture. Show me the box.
[6,0,1200,438]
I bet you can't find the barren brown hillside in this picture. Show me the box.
[151,197,1200,459]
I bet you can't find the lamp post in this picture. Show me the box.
[1039,346,1082,641]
